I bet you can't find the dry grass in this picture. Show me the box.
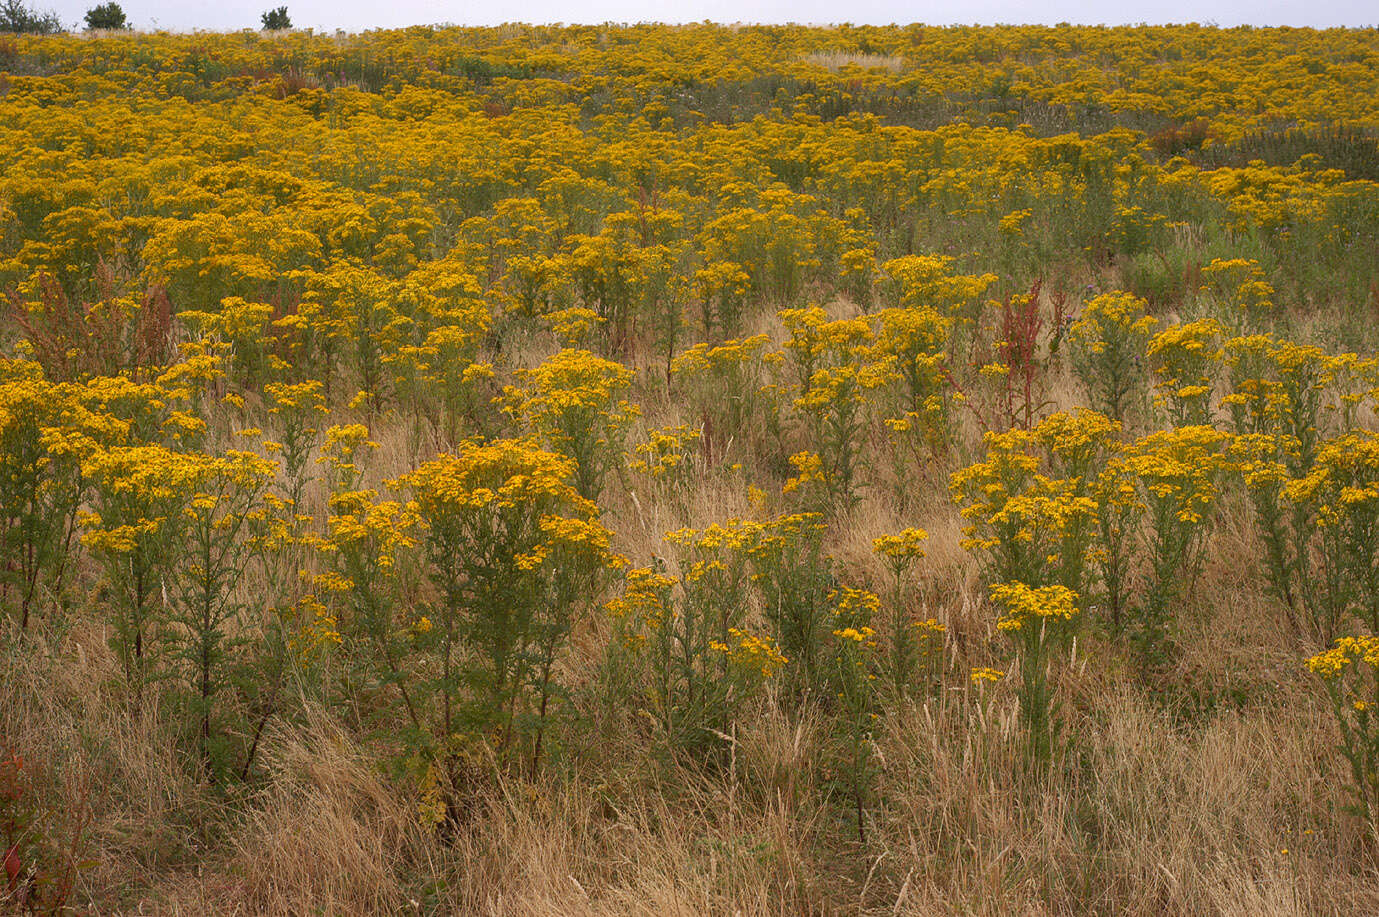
[804,52,907,75]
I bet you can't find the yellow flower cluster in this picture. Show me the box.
[782,451,826,496]
[1201,257,1274,320]
[319,490,420,572]
[1068,291,1157,358]
[405,439,591,517]
[710,628,789,678]
[605,566,676,634]
[1285,432,1379,526]
[990,581,1079,633]
[80,445,209,553]
[1119,426,1229,525]
[505,348,639,498]
[950,410,1115,562]
[1147,319,1224,422]
[319,423,379,475]
[1307,636,1379,681]
[872,528,929,561]
[628,424,701,480]
[830,587,882,640]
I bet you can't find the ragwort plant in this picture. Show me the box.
[748,511,833,708]
[262,379,328,526]
[950,410,1110,597]
[308,423,420,729]
[505,348,638,502]
[165,448,278,782]
[662,518,781,761]
[1119,425,1230,663]
[826,585,882,840]
[1090,439,1142,635]
[80,444,206,696]
[1307,636,1379,838]
[880,253,998,346]
[869,300,953,447]
[404,439,621,780]
[1067,290,1157,423]
[1223,335,1341,633]
[1200,257,1275,333]
[1287,432,1379,637]
[781,305,889,514]
[1146,318,1223,426]
[990,580,1079,766]
[951,411,1113,762]
[872,527,943,699]
[0,367,85,630]
[869,301,956,503]
[1230,432,1305,623]
[609,519,785,765]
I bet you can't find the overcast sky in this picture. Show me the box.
[38,0,1378,34]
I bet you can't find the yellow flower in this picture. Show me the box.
[990,581,1079,632]
[873,527,929,560]
[1306,636,1379,680]
[998,208,1032,235]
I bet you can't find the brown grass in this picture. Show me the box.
[804,52,907,75]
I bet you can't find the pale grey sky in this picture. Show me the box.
[38,0,1378,34]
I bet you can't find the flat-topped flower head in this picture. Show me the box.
[990,581,1079,632]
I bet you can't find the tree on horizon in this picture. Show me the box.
[85,2,129,30]
[261,5,290,30]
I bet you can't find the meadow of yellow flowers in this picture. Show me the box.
[3,21,1379,914]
